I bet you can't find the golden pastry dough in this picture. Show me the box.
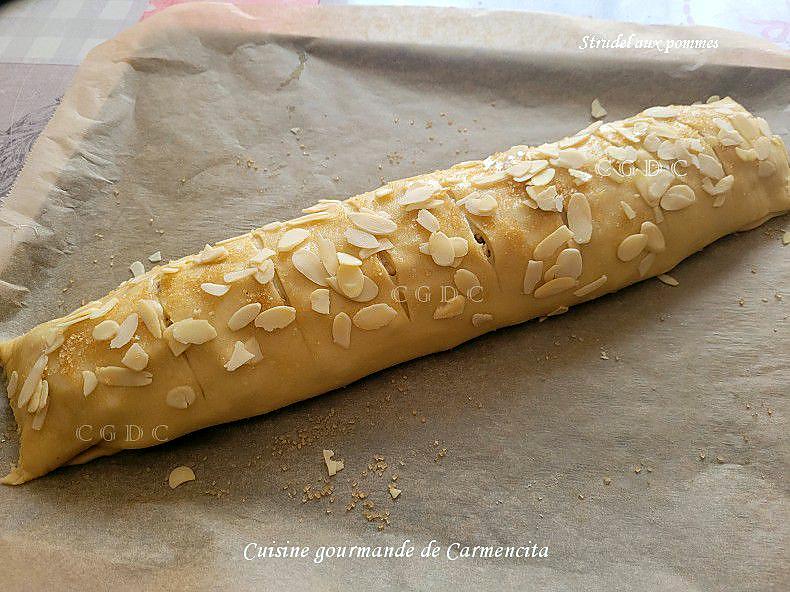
[2,98,788,484]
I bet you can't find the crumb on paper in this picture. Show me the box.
[148,251,162,263]
[603,477,612,485]
[658,274,679,286]
[388,483,401,500]
[591,98,607,119]
[782,231,790,245]
[168,465,195,489]
[323,449,345,477]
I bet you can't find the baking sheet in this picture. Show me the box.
[0,4,788,590]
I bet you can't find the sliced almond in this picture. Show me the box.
[574,275,607,297]
[523,260,544,295]
[201,282,230,296]
[697,153,725,180]
[471,170,508,188]
[660,184,696,211]
[641,221,665,253]
[171,318,217,344]
[92,319,120,341]
[428,231,455,267]
[223,268,256,283]
[336,263,365,298]
[348,212,397,235]
[555,248,583,279]
[166,385,197,409]
[96,366,153,387]
[255,306,296,331]
[454,269,481,298]
[310,289,331,314]
[129,261,145,277]
[617,233,648,262]
[254,260,275,285]
[332,312,352,348]
[434,295,466,319]
[195,245,228,264]
[591,98,607,118]
[292,248,329,286]
[168,466,195,489]
[352,303,398,330]
[471,313,494,327]
[163,325,189,356]
[658,273,679,286]
[136,299,164,339]
[225,341,255,371]
[567,193,592,244]
[638,252,657,277]
[121,343,149,371]
[277,228,310,252]
[416,209,440,233]
[534,277,576,299]
[82,370,98,397]
[228,302,262,331]
[109,313,138,349]
[533,225,574,260]
[316,237,339,275]
[344,227,379,249]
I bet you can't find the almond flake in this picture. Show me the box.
[735,147,758,162]
[591,98,607,119]
[244,336,263,364]
[428,231,455,267]
[617,233,648,262]
[528,167,556,186]
[731,113,760,141]
[228,303,262,331]
[416,209,440,233]
[567,193,592,244]
[82,370,98,397]
[332,313,352,348]
[398,181,442,207]
[523,260,543,294]
[388,483,402,499]
[137,299,164,339]
[534,277,576,299]
[471,170,508,188]
[660,184,696,210]
[550,149,587,169]
[88,297,119,319]
[195,245,228,264]
[166,385,197,409]
[643,106,678,119]
[648,170,675,199]
[508,159,548,182]
[555,248,583,279]
[464,194,498,216]
[225,341,255,371]
[434,295,466,319]
[574,275,607,297]
[317,237,339,275]
[658,274,679,286]
[201,282,230,296]
[31,404,48,430]
[534,225,574,260]
[254,260,275,285]
[697,153,725,180]
[96,366,153,387]
[344,227,379,249]
[292,248,329,286]
[353,303,398,330]
[163,326,189,356]
[336,263,365,298]
[110,313,138,349]
[451,237,469,259]
[374,186,393,199]
[255,306,296,331]
[620,200,637,219]
[323,449,345,476]
[327,276,379,303]
[171,318,217,344]
[223,268,256,283]
[471,313,494,327]
[454,269,481,298]
[122,343,149,371]
[7,371,18,398]
[17,355,47,408]
[310,289,331,314]
[277,228,310,252]
[702,174,734,196]
[129,261,145,277]
[92,319,120,341]
[641,221,666,253]
[568,168,592,185]
[349,211,397,235]
[168,466,195,489]
[606,145,637,163]
[249,248,276,264]
[638,252,656,277]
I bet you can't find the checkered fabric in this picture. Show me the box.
[0,0,147,65]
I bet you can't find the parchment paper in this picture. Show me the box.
[0,4,787,591]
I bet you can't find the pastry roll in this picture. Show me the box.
[2,98,788,484]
